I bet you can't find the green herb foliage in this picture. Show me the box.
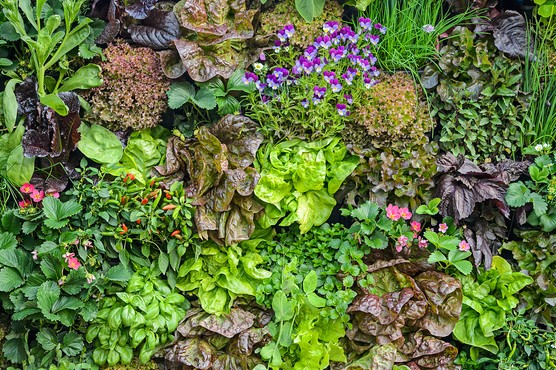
[422,26,529,161]
[87,264,189,366]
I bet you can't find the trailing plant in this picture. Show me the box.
[244,20,385,140]
[154,114,264,246]
[85,41,170,131]
[422,26,530,161]
[360,0,476,73]
[86,264,190,366]
[176,240,271,315]
[257,0,343,48]
[453,256,533,357]
[163,304,271,369]
[435,152,529,268]
[254,137,358,233]
[0,0,103,120]
[506,151,556,231]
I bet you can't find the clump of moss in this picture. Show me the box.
[258,0,343,48]
[85,41,170,131]
[346,72,433,151]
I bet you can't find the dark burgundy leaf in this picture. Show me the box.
[125,0,157,19]
[158,49,187,78]
[95,0,121,44]
[128,9,180,50]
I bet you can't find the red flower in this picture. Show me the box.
[20,183,35,194]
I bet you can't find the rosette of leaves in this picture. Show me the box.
[169,0,260,82]
[421,26,530,161]
[176,241,271,315]
[453,256,533,355]
[254,137,359,234]
[340,143,437,209]
[506,154,556,232]
[435,152,529,268]
[154,114,264,246]
[85,41,170,131]
[348,73,434,151]
[343,258,462,369]
[257,0,343,48]
[162,304,271,369]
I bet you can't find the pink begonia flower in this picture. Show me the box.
[399,207,412,220]
[410,221,421,232]
[20,183,35,194]
[438,223,448,233]
[386,204,401,220]
[459,240,470,251]
[30,190,44,202]
[67,257,81,270]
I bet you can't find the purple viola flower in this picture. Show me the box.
[341,73,354,86]
[301,59,314,74]
[255,81,266,92]
[348,43,360,55]
[330,30,341,45]
[348,54,362,66]
[369,66,380,77]
[314,35,332,49]
[422,24,435,33]
[323,70,336,83]
[336,103,350,116]
[313,57,326,73]
[364,77,378,89]
[329,46,346,62]
[242,72,258,85]
[339,26,353,40]
[368,53,378,65]
[344,94,353,105]
[361,46,371,57]
[259,52,266,61]
[292,62,303,75]
[358,17,373,31]
[347,31,359,44]
[313,86,327,99]
[330,78,342,93]
[304,45,318,60]
[277,29,288,42]
[301,98,310,108]
[323,21,339,34]
[367,34,380,45]
[375,23,387,34]
[273,39,282,52]
[273,67,289,79]
[267,75,281,90]
[284,24,295,38]
[359,58,371,71]
[347,67,358,77]
[261,95,271,103]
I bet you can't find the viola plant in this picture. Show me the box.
[244,19,384,140]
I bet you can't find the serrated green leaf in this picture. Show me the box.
[37,281,61,317]
[530,193,548,216]
[167,82,195,109]
[192,87,217,110]
[105,264,132,282]
[37,328,58,351]
[428,250,447,264]
[454,260,473,275]
[505,182,531,207]
[0,267,24,292]
[0,232,17,250]
[62,332,84,357]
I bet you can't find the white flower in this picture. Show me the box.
[543,143,551,150]
[422,24,435,33]
[253,63,264,71]
[535,144,544,152]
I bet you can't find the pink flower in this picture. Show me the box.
[47,192,60,198]
[31,250,38,260]
[395,243,403,252]
[58,279,65,286]
[83,240,93,249]
[418,237,428,248]
[398,235,409,247]
[399,207,412,220]
[63,252,75,262]
[19,200,32,208]
[20,183,35,194]
[86,273,96,284]
[30,190,44,202]
[386,204,401,221]
[410,221,421,232]
[459,240,470,252]
[67,257,81,270]
[439,223,448,233]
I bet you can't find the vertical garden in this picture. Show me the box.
[0,0,556,368]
